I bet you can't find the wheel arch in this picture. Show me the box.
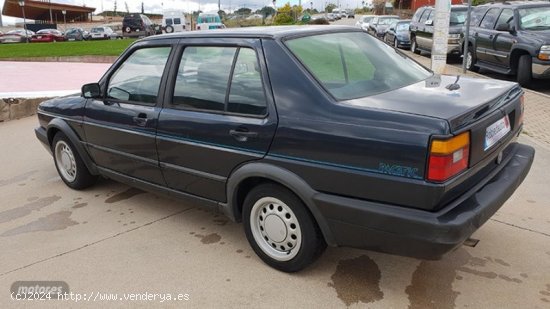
[225,162,336,246]
[47,118,99,175]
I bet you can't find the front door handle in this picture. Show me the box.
[132,113,148,127]
[230,129,258,142]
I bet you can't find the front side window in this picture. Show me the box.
[496,9,514,29]
[173,46,267,116]
[107,47,171,104]
[286,32,431,100]
[480,8,501,29]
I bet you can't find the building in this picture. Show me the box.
[2,0,96,23]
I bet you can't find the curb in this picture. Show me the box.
[0,97,51,122]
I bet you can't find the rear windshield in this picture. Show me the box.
[396,23,410,31]
[286,32,431,101]
[91,28,104,33]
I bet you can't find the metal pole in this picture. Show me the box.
[49,0,53,24]
[21,5,29,43]
[462,0,472,73]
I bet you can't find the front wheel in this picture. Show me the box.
[466,45,480,72]
[243,183,326,272]
[53,132,97,190]
[517,55,532,87]
[411,36,420,54]
[394,38,399,48]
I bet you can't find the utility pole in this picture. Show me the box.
[0,12,3,27]
[49,0,53,24]
[430,0,452,74]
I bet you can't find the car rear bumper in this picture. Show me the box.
[313,142,534,259]
[532,58,550,79]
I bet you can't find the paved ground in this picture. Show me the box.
[0,116,549,308]
[1,22,550,308]
[0,61,110,98]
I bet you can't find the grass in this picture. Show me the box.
[0,39,136,59]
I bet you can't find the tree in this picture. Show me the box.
[258,6,276,18]
[125,1,130,14]
[325,3,336,13]
[218,10,227,20]
[141,2,144,14]
[372,0,386,15]
[235,7,252,16]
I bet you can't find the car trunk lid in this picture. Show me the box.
[343,75,524,167]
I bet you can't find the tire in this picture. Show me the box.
[465,45,480,72]
[411,36,420,54]
[394,38,399,49]
[517,55,532,87]
[243,183,327,272]
[52,132,97,190]
[383,34,388,44]
[165,25,174,33]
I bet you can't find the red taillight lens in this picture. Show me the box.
[427,132,470,182]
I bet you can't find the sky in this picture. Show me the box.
[0,0,367,25]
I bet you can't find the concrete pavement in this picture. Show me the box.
[0,61,110,98]
[0,112,549,308]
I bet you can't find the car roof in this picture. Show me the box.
[143,25,363,41]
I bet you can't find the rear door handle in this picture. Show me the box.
[132,113,148,127]
[230,129,258,142]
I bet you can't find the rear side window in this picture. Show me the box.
[420,9,432,23]
[480,8,501,29]
[286,32,431,100]
[173,47,267,116]
[174,18,182,25]
[470,7,488,26]
[107,47,171,104]
[165,18,173,25]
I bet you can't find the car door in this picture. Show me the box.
[417,9,433,50]
[475,8,501,63]
[386,22,397,43]
[83,40,174,185]
[492,9,516,68]
[156,39,278,202]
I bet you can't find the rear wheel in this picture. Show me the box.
[243,183,326,272]
[53,132,97,190]
[394,38,399,48]
[411,36,420,54]
[517,55,532,87]
[165,25,174,33]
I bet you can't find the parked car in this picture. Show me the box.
[162,10,187,33]
[89,27,120,40]
[367,15,399,39]
[333,9,346,19]
[326,13,336,21]
[123,13,155,38]
[463,1,550,87]
[384,19,411,49]
[346,10,355,19]
[35,26,534,272]
[0,29,34,43]
[196,13,225,30]
[64,28,86,41]
[31,29,66,43]
[355,15,376,31]
[410,5,467,57]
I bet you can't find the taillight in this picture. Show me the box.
[427,132,470,182]
[518,95,525,126]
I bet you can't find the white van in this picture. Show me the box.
[196,13,225,31]
[162,10,187,33]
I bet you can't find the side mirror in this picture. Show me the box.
[425,20,433,26]
[82,83,101,99]
[495,23,510,32]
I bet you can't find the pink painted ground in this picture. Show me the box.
[0,61,111,93]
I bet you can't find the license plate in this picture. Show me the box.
[69,38,75,41]
[484,116,511,151]
[37,36,42,39]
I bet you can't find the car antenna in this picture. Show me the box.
[445,75,461,91]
